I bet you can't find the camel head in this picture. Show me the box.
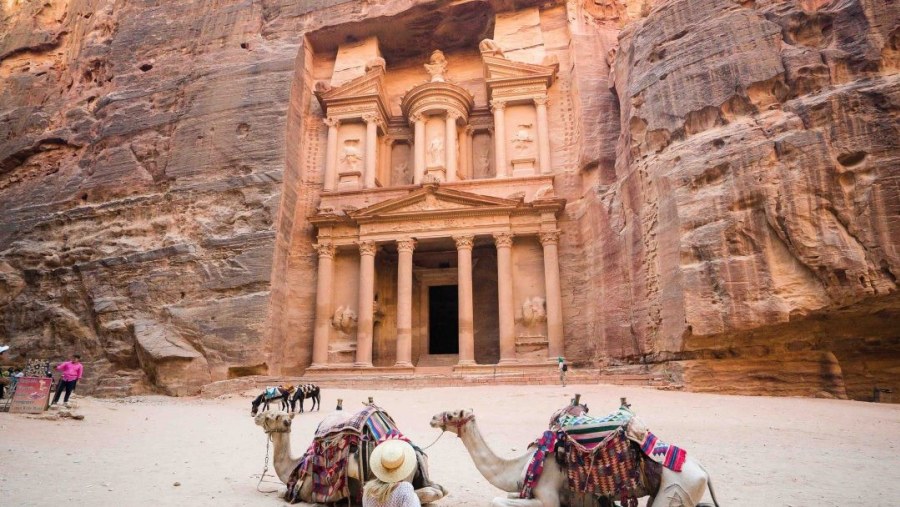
[430,409,475,435]
[254,409,295,434]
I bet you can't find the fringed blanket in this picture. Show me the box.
[561,428,659,506]
[555,407,634,450]
[285,405,430,504]
[639,431,686,472]
[521,431,558,499]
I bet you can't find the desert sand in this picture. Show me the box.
[2,384,899,507]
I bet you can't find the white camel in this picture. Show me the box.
[430,409,719,507]
[255,409,448,505]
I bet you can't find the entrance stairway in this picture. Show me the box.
[200,364,678,397]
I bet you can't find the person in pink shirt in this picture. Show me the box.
[51,354,83,407]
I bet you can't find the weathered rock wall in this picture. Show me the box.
[1,0,897,400]
[588,0,899,398]
[0,0,344,395]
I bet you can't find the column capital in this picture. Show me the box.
[357,240,378,256]
[409,112,425,125]
[361,112,378,123]
[534,95,550,106]
[446,110,463,122]
[314,242,336,259]
[453,235,475,250]
[324,117,341,128]
[396,237,417,253]
[539,231,561,246]
[465,125,476,137]
[490,99,507,113]
[493,232,514,248]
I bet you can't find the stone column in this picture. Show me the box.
[454,235,476,366]
[355,240,377,367]
[323,118,340,191]
[395,238,416,367]
[445,112,459,182]
[539,231,564,359]
[412,113,426,184]
[535,96,552,175]
[363,113,379,189]
[494,232,516,364]
[491,100,508,178]
[463,126,475,180]
[311,242,336,367]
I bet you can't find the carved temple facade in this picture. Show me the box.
[293,6,579,372]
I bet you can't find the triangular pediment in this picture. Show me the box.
[482,55,556,83]
[315,68,389,120]
[319,68,385,101]
[349,184,522,221]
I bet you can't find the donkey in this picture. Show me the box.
[250,386,293,416]
[290,384,321,413]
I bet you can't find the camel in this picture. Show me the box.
[289,384,321,413]
[430,409,720,507]
[251,386,293,416]
[254,409,448,505]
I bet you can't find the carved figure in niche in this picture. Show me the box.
[479,39,504,57]
[512,124,534,152]
[341,139,361,172]
[427,136,445,166]
[424,50,448,82]
[331,306,358,334]
[476,151,490,175]
[521,297,547,328]
[393,160,409,181]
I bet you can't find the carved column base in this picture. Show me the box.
[337,170,363,191]
[425,165,447,181]
[511,158,536,177]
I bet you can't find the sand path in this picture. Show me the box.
[2,384,898,506]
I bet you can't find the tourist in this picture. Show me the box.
[51,354,83,407]
[363,438,420,507]
[558,356,568,387]
[0,347,9,399]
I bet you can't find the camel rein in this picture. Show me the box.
[257,431,288,494]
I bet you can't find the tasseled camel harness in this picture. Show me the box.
[520,404,686,507]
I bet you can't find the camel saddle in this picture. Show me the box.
[285,405,435,504]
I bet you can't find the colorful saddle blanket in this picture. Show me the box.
[285,406,427,504]
[556,407,634,450]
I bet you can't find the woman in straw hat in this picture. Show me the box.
[363,438,421,507]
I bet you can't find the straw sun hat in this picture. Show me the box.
[369,439,417,483]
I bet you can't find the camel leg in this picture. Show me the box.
[651,458,709,507]
[415,485,447,504]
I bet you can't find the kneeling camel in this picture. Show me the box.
[255,409,448,505]
[430,409,719,507]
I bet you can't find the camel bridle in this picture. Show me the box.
[440,412,475,437]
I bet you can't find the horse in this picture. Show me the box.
[250,385,293,416]
[289,383,320,413]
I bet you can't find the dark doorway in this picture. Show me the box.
[428,285,459,354]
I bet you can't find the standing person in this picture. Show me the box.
[558,356,568,387]
[0,346,8,399]
[51,354,83,407]
[363,438,421,507]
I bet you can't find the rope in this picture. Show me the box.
[419,430,446,450]
[256,433,282,494]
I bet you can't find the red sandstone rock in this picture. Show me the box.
[0,0,896,400]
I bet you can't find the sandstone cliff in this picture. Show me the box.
[0,0,896,400]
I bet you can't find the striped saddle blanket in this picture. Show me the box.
[556,407,635,449]
[286,405,431,504]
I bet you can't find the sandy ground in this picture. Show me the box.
[2,384,899,507]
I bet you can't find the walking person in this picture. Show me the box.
[558,356,568,387]
[51,354,83,407]
[363,438,421,507]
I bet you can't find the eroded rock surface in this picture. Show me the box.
[0,0,896,399]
